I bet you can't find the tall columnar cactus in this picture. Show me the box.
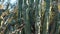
[48,0,59,34]
[34,0,41,34]
[22,0,31,34]
[28,0,35,34]
[18,0,22,24]
[42,0,50,34]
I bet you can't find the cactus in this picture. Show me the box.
[0,0,59,34]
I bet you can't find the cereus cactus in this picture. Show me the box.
[0,0,60,34]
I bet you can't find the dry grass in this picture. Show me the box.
[0,5,4,9]
[58,4,60,11]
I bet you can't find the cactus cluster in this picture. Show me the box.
[0,0,60,34]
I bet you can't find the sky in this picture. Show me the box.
[0,0,17,12]
[0,0,17,4]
